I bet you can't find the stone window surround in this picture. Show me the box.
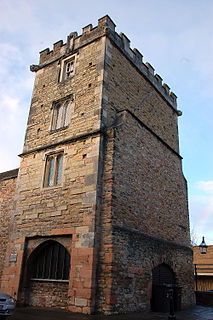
[43,151,64,188]
[23,235,72,286]
[30,240,71,281]
[59,53,76,82]
[50,94,74,133]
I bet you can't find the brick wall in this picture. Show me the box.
[0,169,18,283]
[29,281,69,308]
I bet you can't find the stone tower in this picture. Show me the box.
[0,16,194,314]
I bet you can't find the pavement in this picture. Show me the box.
[8,305,213,320]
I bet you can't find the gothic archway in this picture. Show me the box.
[26,240,71,308]
[151,263,177,312]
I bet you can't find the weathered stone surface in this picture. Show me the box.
[0,15,194,315]
[28,281,69,308]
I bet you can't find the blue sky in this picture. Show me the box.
[0,0,213,244]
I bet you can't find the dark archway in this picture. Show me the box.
[28,240,70,280]
[151,263,179,312]
[152,263,175,286]
[25,240,71,308]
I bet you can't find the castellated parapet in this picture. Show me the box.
[32,15,179,113]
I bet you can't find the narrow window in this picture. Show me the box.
[47,157,55,187]
[56,154,63,185]
[51,98,72,131]
[44,153,63,187]
[65,60,74,79]
[64,101,70,127]
[55,104,63,129]
[59,54,76,82]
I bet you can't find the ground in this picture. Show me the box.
[8,306,213,320]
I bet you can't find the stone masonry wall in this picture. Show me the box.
[0,16,193,315]
[1,19,107,314]
[18,235,72,307]
[95,129,115,314]
[1,135,101,313]
[96,111,193,314]
[0,170,18,283]
[111,227,195,313]
[23,36,105,153]
[14,137,100,234]
[29,281,69,308]
[103,37,180,154]
[93,17,192,314]
[112,111,190,245]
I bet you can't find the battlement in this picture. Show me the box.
[39,16,115,64]
[36,15,179,111]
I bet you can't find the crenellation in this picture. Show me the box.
[53,40,64,51]
[170,92,177,107]
[98,15,116,32]
[39,48,50,64]
[163,83,170,94]
[119,32,133,58]
[82,24,93,34]
[40,48,50,55]
[145,62,155,75]
[133,48,143,63]
[107,31,178,110]
[154,73,163,85]
[36,16,178,112]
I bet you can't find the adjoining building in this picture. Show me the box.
[0,169,19,288]
[194,245,213,291]
[0,15,195,314]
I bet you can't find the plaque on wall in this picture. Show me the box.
[9,253,17,262]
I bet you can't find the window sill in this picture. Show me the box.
[49,125,69,134]
[31,278,69,283]
[59,75,75,84]
[42,184,63,191]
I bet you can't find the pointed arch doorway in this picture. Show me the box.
[151,263,181,312]
[25,240,71,308]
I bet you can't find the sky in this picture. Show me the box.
[0,0,213,245]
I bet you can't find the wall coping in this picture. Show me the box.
[0,168,19,181]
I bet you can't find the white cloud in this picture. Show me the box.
[0,43,23,77]
[0,1,37,34]
[0,95,19,129]
[195,181,213,194]
[1,95,19,112]
[189,192,213,245]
